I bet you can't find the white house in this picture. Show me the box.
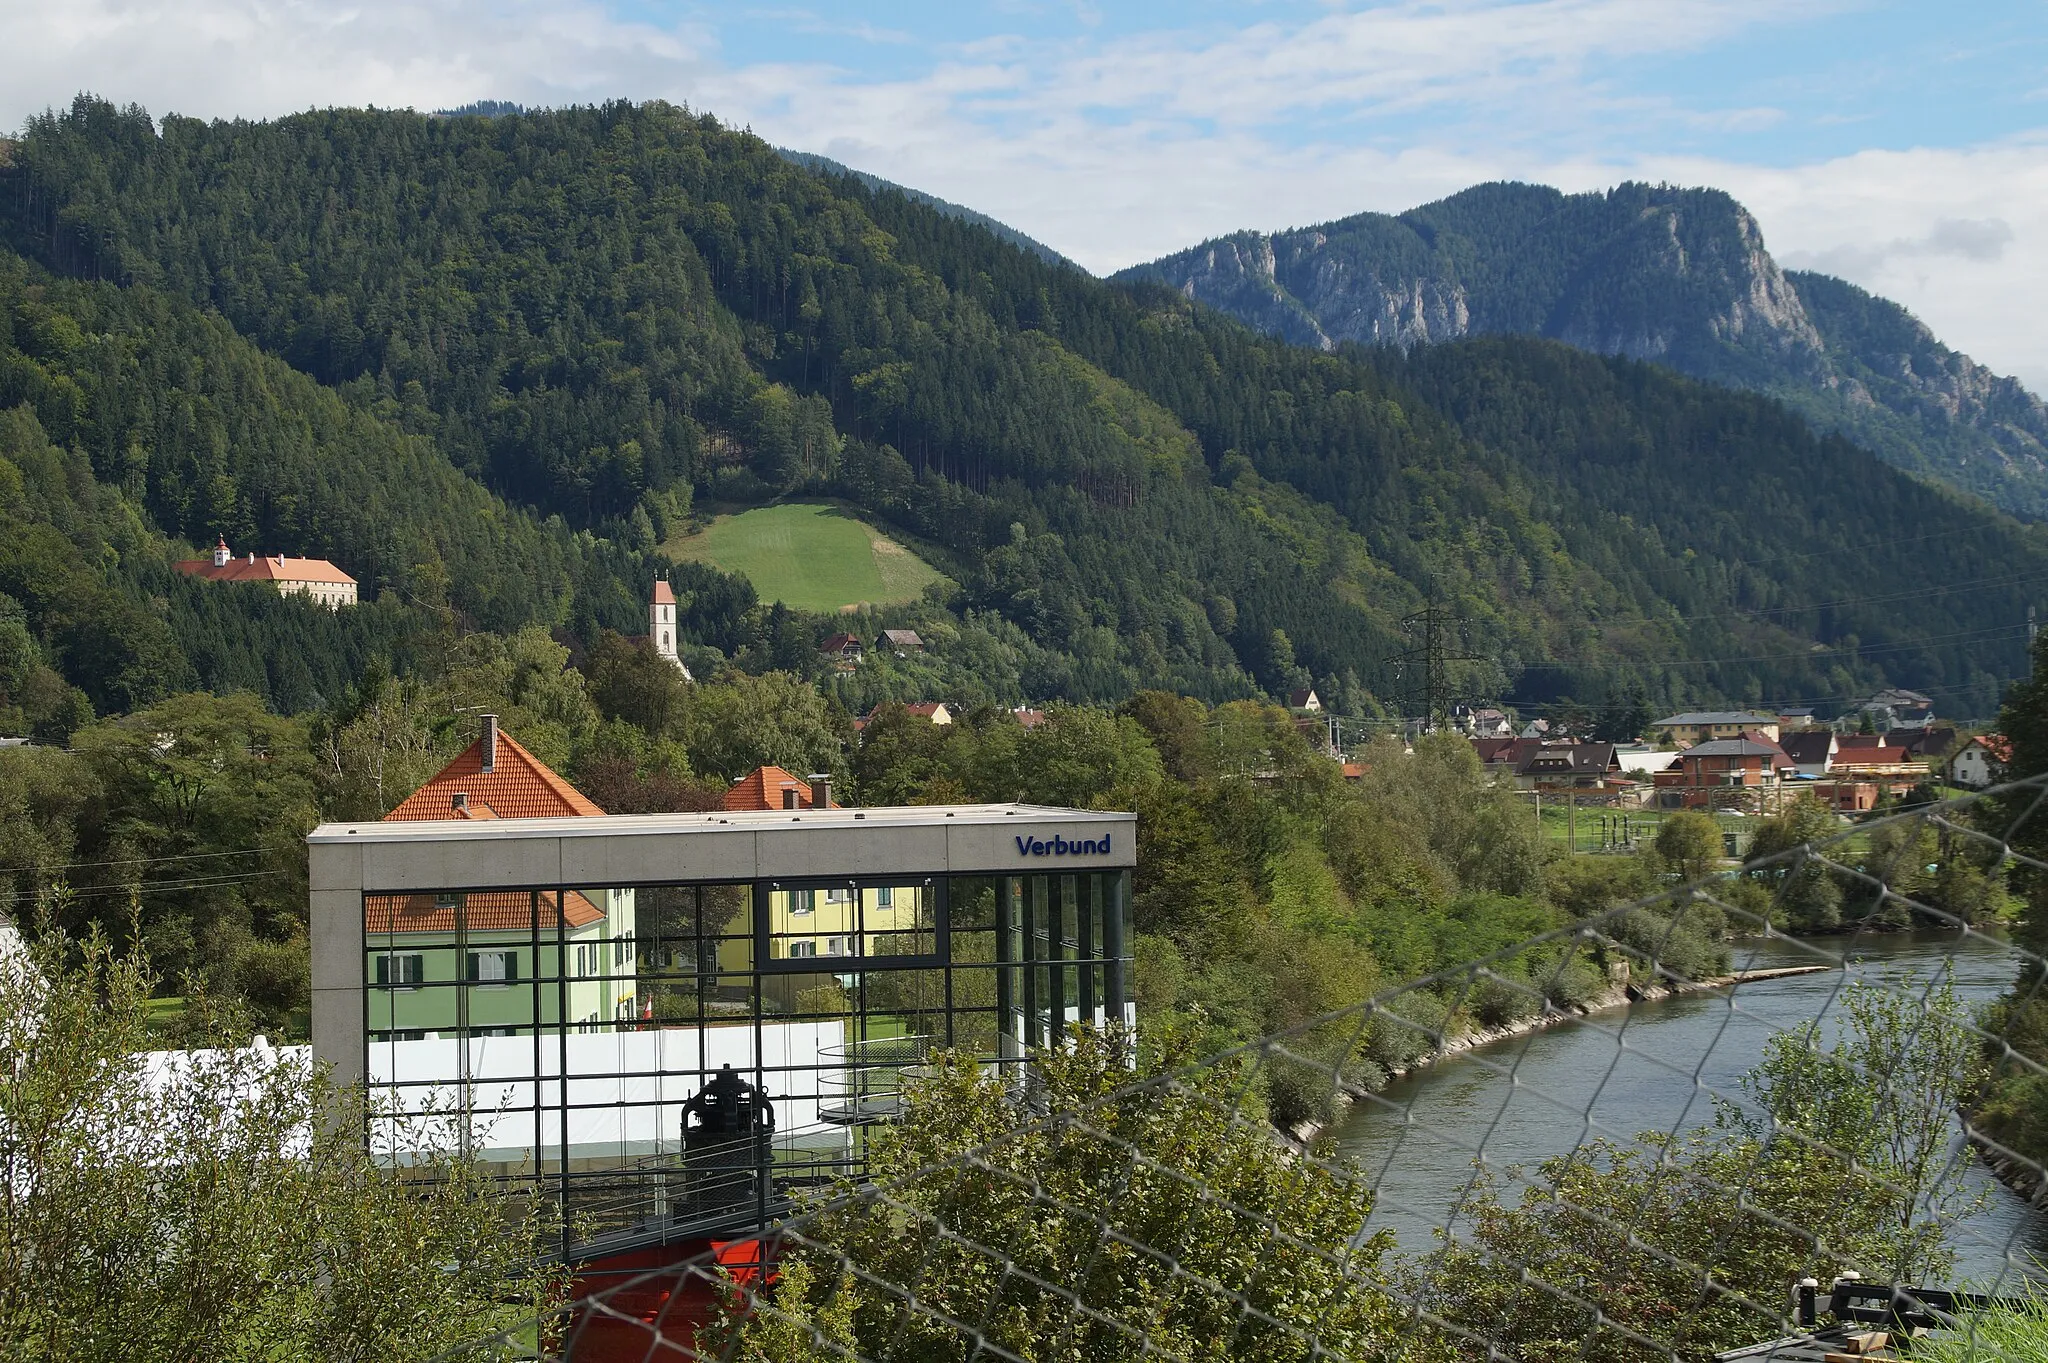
[1948,734,2010,790]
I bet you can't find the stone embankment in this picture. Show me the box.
[1287,964,1835,1146]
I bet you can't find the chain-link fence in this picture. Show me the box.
[441,774,2048,1362]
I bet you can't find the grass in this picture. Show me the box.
[1520,799,1755,853]
[663,502,946,614]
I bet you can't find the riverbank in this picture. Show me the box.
[1287,963,1834,1146]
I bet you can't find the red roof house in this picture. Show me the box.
[384,716,605,822]
[721,765,837,812]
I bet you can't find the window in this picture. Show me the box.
[612,932,635,966]
[467,950,517,984]
[434,891,464,911]
[825,886,851,904]
[875,886,894,908]
[826,936,852,957]
[789,889,816,916]
[787,939,818,959]
[374,954,424,989]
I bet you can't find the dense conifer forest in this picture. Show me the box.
[1,96,2042,721]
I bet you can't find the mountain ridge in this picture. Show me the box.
[4,98,2043,721]
[1117,183,2048,519]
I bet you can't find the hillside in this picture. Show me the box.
[1118,183,2048,519]
[666,503,946,613]
[4,99,2045,719]
[776,150,1076,270]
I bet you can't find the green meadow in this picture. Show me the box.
[664,503,945,613]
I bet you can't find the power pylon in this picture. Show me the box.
[1391,603,1485,732]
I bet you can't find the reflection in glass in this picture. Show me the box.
[357,868,1132,1253]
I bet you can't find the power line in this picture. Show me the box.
[0,844,286,878]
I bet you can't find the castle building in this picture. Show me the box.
[650,579,692,680]
[175,536,357,608]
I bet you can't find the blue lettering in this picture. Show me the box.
[1013,831,1114,857]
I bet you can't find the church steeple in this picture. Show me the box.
[651,578,692,680]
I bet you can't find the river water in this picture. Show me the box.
[1328,930,2048,1286]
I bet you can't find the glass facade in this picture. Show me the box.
[362,870,1133,1255]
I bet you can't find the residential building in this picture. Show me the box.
[1011,707,1048,730]
[1287,688,1322,713]
[1653,711,1782,747]
[875,629,924,655]
[1776,707,1817,731]
[1778,730,1837,778]
[1518,718,1552,739]
[1827,744,1924,801]
[174,536,357,608]
[721,765,837,812]
[373,715,635,1036]
[820,633,864,664]
[1514,741,1626,792]
[1948,735,2011,790]
[1652,737,1794,810]
[1888,725,1958,761]
[1850,688,1934,732]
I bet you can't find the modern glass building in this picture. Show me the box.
[309,801,1136,1259]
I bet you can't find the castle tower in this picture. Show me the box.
[213,535,232,568]
[651,579,692,680]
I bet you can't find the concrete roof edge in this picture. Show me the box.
[310,803,1133,844]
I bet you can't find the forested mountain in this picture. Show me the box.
[775,150,1075,269]
[3,99,2044,722]
[1120,183,2048,520]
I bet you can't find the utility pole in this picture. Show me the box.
[1390,603,1485,732]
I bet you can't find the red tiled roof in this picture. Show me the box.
[721,765,835,811]
[652,579,676,606]
[175,549,355,586]
[1834,746,1910,767]
[366,889,606,935]
[1013,708,1048,729]
[384,730,606,821]
[1978,734,2014,762]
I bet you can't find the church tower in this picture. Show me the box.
[651,579,692,680]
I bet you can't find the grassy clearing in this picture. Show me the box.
[663,502,945,613]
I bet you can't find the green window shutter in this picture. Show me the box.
[375,956,389,986]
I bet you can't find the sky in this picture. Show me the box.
[7,0,2048,390]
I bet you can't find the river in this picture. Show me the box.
[1328,930,2048,1286]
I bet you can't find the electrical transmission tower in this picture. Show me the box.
[1391,603,1485,732]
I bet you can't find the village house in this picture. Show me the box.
[1653,711,1782,747]
[1849,688,1935,732]
[820,632,865,665]
[854,701,954,733]
[174,536,357,608]
[1778,730,1837,778]
[372,715,636,1033]
[1513,741,1627,793]
[1948,734,2010,790]
[1286,688,1322,713]
[1652,735,1794,810]
[721,765,837,812]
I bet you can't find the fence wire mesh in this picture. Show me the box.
[441,773,2048,1363]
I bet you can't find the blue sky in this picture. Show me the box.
[7,0,2048,388]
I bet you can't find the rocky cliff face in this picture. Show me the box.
[1120,182,2048,518]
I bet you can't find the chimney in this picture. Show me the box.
[247,552,255,564]
[451,791,468,812]
[808,773,832,809]
[481,715,499,774]
[782,787,801,810]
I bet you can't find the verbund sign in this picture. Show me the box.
[1014,832,1112,858]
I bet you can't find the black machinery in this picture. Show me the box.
[677,1064,775,1218]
